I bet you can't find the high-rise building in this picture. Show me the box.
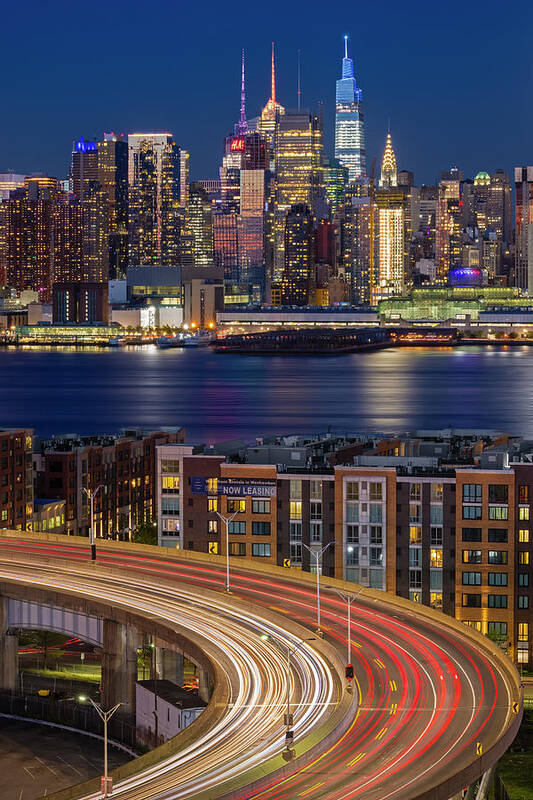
[515,167,533,291]
[71,137,98,201]
[0,173,26,201]
[341,180,376,304]
[281,204,315,305]
[374,133,406,300]
[127,133,181,265]
[323,157,348,215]
[97,133,128,278]
[436,170,463,284]
[187,183,213,267]
[334,36,366,182]
[52,281,109,324]
[256,43,285,158]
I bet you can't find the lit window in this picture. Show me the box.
[410,483,421,501]
[430,548,443,568]
[346,482,359,501]
[518,623,529,641]
[519,552,530,565]
[519,529,530,543]
[290,500,302,520]
[162,475,180,492]
[519,506,530,520]
[369,482,382,501]
[208,498,218,512]
[227,499,245,513]
[431,483,443,502]
[409,526,422,544]
[207,478,218,494]
[488,506,508,521]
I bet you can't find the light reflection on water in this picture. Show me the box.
[1,345,533,440]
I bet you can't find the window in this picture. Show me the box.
[290,543,302,562]
[430,548,443,568]
[462,550,482,564]
[290,522,302,540]
[463,506,482,520]
[369,504,383,523]
[208,520,218,533]
[488,550,508,565]
[462,594,482,607]
[431,483,443,502]
[346,482,359,501]
[489,506,508,521]
[463,484,482,503]
[409,504,421,523]
[462,572,482,586]
[487,621,507,638]
[431,527,443,546]
[519,552,530,565]
[161,497,180,515]
[252,542,271,557]
[519,506,530,520]
[161,459,180,473]
[462,527,482,542]
[430,569,442,590]
[518,622,529,641]
[229,542,246,557]
[370,525,382,545]
[519,529,530,543]
[207,478,218,494]
[252,521,271,536]
[289,480,302,499]
[409,570,422,589]
[252,499,270,514]
[430,592,443,609]
[519,485,529,503]
[347,524,359,544]
[290,500,302,520]
[409,548,421,567]
[488,572,508,586]
[369,482,382,501]
[310,480,322,500]
[208,497,218,512]
[162,475,180,492]
[227,499,245,513]
[310,502,322,520]
[410,483,421,501]
[370,547,382,566]
[409,525,422,544]
[346,546,359,566]
[488,529,508,543]
[464,620,482,632]
[488,484,508,503]
[310,522,322,543]
[488,594,508,608]
[519,573,529,587]
[228,520,246,535]
[518,596,529,609]
[430,505,443,525]
[346,503,359,523]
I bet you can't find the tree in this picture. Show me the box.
[133,519,158,546]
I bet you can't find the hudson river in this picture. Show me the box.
[2,345,533,440]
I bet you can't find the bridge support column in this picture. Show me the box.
[0,597,18,691]
[198,667,211,703]
[157,648,184,686]
[101,620,138,716]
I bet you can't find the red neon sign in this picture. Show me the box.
[230,138,245,152]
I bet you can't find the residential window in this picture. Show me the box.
[229,542,246,557]
[409,570,422,589]
[346,482,359,501]
[519,485,529,503]
[289,480,302,499]
[462,572,482,586]
[208,520,218,533]
[464,620,482,632]
[161,459,180,473]
[488,594,508,608]
[252,499,270,514]
[310,502,322,520]
[410,483,421,501]
[430,505,443,525]
[208,497,218,513]
[430,527,443,546]
[310,480,322,500]
[462,527,482,542]
[518,529,530,543]
[487,621,507,638]
[488,484,508,503]
[430,593,443,609]
[489,506,508,521]
[488,550,508,565]
[488,572,508,586]
[310,522,322,543]
[228,520,246,535]
[227,499,245,513]
[370,547,382,566]
[409,504,421,523]
[519,506,530,521]
[369,482,382,501]
[462,550,482,564]
[369,504,382,523]
[290,500,302,519]
[518,596,529,609]
[346,546,359,566]
[370,525,382,545]
[290,543,302,562]
[290,522,302,540]
[430,548,443,568]
[518,622,529,641]
[346,503,359,523]
[518,573,529,587]
[462,594,482,607]
[252,542,271,557]
[488,529,508,543]
[161,497,180,515]
[463,506,482,520]
[430,569,442,590]
[252,521,271,536]
[207,478,218,494]
[409,548,421,567]
[519,552,530,565]
[463,484,482,503]
[409,525,422,544]
[162,476,180,492]
[347,524,359,543]
[431,483,443,502]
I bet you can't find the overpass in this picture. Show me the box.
[0,532,523,800]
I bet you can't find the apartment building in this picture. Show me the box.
[0,428,33,532]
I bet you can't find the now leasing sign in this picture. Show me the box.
[218,479,276,498]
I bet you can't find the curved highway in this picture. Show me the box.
[0,534,522,800]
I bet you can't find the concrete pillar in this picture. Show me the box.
[198,667,211,703]
[159,649,184,686]
[101,620,138,716]
[0,597,18,691]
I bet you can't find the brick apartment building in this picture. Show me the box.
[0,428,33,532]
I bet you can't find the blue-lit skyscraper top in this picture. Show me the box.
[335,36,366,182]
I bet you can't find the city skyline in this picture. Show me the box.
[1,0,530,186]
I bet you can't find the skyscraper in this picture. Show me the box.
[256,43,285,157]
[375,133,406,300]
[436,170,463,283]
[187,182,214,267]
[281,204,315,305]
[71,137,98,201]
[334,36,366,182]
[515,167,533,291]
[97,133,128,278]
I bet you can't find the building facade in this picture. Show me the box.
[334,36,366,182]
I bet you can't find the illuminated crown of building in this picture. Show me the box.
[261,42,285,120]
[379,132,397,188]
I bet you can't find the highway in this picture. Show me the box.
[0,534,522,800]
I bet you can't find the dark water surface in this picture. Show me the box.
[1,345,533,441]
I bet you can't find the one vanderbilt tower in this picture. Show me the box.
[334,35,366,181]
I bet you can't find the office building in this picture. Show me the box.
[515,167,533,291]
[71,137,98,201]
[323,157,348,215]
[436,171,463,284]
[375,133,406,299]
[187,183,214,267]
[281,204,315,305]
[0,173,26,201]
[52,281,109,324]
[97,133,129,278]
[341,180,376,304]
[256,43,285,158]
[334,36,366,181]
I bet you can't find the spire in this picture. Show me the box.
[380,131,398,188]
[271,41,276,105]
[344,34,348,60]
[237,48,247,134]
[341,34,354,79]
[297,49,301,110]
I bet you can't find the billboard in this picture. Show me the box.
[191,477,276,498]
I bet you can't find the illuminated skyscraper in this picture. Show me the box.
[375,133,405,300]
[334,36,366,182]
[281,204,315,305]
[71,137,98,200]
[187,183,213,267]
[256,43,285,157]
[436,171,462,283]
[97,133,128,278]
[515,167,533,291]
[323,157,348,215]
[341,180,377,304]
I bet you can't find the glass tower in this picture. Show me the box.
[334,36,366,182]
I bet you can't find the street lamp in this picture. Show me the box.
[82,697,122,799]
[215,509,239,592]
[260,634,315,750]
[300,541,335,634]
[82,484,105,560]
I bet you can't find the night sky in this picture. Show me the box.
[1,0,531,186]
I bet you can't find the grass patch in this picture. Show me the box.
[25,666,101,683]
[498,709,533,799]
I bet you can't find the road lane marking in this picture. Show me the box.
[375,726,388,740]
[298,782,324,796]
[389,679,397,691]
[389,703,398,715]
[347,753,365,766]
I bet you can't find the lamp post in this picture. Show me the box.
[300,541,335,634]
[325,585,364,666]
[215,509,239,592]
[86,698,122,799]
[82,484,105,560]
